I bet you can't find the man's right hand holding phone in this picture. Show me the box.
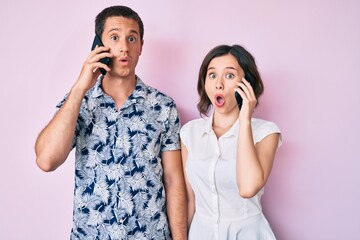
[73,45,113,95]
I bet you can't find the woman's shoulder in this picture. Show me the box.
[180,117,210,135]
[251,118,281,145]
[183,117,207,126]
[251,118,280,132]
[182,117,206,129]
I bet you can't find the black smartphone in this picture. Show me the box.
[91,35,110,75]
[235,73,256,110]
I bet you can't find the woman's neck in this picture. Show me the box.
[212,111,239,138]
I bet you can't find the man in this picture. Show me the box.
[35,5,187,239]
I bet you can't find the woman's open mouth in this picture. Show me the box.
[214,94,225,107]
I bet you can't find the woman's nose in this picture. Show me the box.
[215,78,223,90]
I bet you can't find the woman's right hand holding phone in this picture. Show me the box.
[235,77,257,123]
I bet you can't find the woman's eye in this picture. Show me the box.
[128,36,136,43]
[209,73,216,79]
[225,73,234,79]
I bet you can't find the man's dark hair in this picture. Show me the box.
[95,5,144,40]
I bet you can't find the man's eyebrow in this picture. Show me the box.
[107,28,139,35]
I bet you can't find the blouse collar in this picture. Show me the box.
[202,113,239,138]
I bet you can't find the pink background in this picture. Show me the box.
[1,0,359,239]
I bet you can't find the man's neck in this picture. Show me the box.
[101,74,137,110]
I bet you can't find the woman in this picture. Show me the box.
[180,44,282,239]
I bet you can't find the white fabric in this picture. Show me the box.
[180,115,282,240]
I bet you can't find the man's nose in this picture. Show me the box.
[119,38,129,53]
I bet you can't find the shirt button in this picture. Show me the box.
[116,139,121,147]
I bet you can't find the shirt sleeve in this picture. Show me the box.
[161,101,181,152]
[179,121,191,150]
[253,120,282,150]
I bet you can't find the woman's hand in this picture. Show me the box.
[235,77,257,122]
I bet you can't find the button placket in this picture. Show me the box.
[208,133,221,238]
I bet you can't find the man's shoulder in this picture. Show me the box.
[141,83,177,105]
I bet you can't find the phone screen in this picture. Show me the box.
[91,35,110,75]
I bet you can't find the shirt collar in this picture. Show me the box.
[90,75,147,100]
[91,75,105,98]
[202,114,214,135]
[202,113,239,138]
[131,76,147,100]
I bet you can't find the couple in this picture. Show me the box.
[35,5,281,240]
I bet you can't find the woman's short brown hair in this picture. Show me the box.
[197,44,264,116]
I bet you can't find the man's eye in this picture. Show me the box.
[128,36,136,43]
[226,73,234,79]
[209,73,216,79]
[111,35,118,41]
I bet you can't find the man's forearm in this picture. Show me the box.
[166,181,188,239]
[35,87,86,171]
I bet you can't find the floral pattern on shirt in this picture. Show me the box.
[57,76,180,239]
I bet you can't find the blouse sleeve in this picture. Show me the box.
[252,119,282,150]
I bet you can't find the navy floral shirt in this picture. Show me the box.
[57,76,180,239]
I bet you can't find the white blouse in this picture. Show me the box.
[180,115,282,240]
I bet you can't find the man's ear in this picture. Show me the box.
[140,39,144,55]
